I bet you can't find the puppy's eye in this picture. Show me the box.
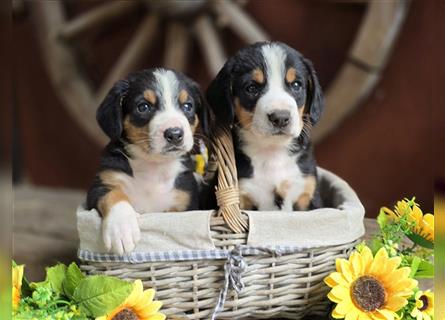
[181,103,193,113]
[137,103,153,113]
[291,80,303,90]
[245,83,259,96]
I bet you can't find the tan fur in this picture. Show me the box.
[234,98,253,128]
[240,192,257,210]
[252,68,264,83]
[293,175,316,210]
[179,89,188,104]
[123,117,150,152]
[168,189,191,211]
[275,179,292,200]
[143,89,157,105]
[285,67,297,83]
[191,114,199,134]
[98,170,130,217]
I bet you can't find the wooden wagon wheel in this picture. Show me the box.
[33,0,409,146]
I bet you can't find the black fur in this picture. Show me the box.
[87,68,208,214]
[206,41,324,210]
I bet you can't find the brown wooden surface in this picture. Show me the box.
[9,0,443,220]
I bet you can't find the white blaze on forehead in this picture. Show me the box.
[261,43,287,90]
[153,69,179,111]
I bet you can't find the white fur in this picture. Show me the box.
[239,129,305,211]
[120,144,186,213]
[251,44,301,137]
[102,201,141,254]
[150,69,194,154]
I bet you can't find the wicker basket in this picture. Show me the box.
[78,129,365,319]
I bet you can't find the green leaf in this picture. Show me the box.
[30,263,67,294]
[46,263,68,294]
[73,275,132,317]
[377,209,389,229]
[407,233,434,249]
[414,259,434,278]
[63,263,86,299]
[409,256,421,278]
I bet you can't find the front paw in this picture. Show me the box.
[102,202,141,255]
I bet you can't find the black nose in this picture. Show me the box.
[164,127,184,145]
[268,110,291,128]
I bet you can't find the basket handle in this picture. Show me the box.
[211,127,248,233]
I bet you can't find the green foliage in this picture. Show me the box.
[73,276,133,317]
[13,262,134,320]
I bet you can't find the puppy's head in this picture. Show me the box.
[97,68,209,157]
[207,41,323,143]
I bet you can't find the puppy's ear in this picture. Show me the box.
[96,79,129,140]
[303,58,324,125]
[206,61,234,127]
[189,81,212,136]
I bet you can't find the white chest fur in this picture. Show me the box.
[116,155,185,213]
[238,132,305,211]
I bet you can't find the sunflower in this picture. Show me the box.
[410,290,434,320]
[96,280,165,320]
[382,199,434,243]
[12,264,24,310]
[325,246,418,320]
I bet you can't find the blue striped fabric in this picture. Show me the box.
[77,244,334,263]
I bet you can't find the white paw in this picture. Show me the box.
[102,202,141,255]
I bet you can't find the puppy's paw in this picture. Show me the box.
[102,202,141,255]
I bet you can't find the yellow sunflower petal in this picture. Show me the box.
[95,316,107,320]
[125,280,144,305]
[385,295,408,311]
[332,309,345,319]
[329,285,350,302]
[370,248,389,274]
[147,313,166,320]
[375,308,395,320]
[344,308,360,320]
[138,301,163,318]
[334,299,354,316]
[350,251,363,276]
[360,246,374,273]
[337,259,354,283]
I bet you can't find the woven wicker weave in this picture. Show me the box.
[79,129,360,319]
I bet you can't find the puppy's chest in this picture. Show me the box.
[121,159,185,213]
[239,149,305,211]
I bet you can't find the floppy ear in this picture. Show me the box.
[96,79,129,140]
[303,58,324,126]
[206,61,234,128]
[189,81,212,136]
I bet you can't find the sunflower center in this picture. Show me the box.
[351,276,386,312]
[112,308,139,320]
[419,295,429,311]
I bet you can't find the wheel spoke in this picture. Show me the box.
[211,0,269,44]
[57,1,141,40]
[194,15,226,76]
[97,14,159,102]
[163,22,190,72]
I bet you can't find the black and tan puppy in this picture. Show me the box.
[87,68,208,254]
[207,41,324,212]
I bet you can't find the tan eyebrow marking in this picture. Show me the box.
[179,89,188,104]
[285,67,297,83]
[143,89,157,105]
[252,68,265,83]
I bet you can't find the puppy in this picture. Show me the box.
[207,41,324,212]
[86,68,208,254]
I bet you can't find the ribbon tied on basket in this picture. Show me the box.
[211,245,283,320]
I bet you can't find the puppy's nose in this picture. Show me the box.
[164,127,184,145]
[268,110,291,128]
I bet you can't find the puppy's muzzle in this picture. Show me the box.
[164,127,184,146]
[268,110,291,129]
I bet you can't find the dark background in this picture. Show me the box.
[8,0,445,217]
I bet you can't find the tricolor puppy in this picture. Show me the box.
[207,41,324,211]
[87,68,208,254]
